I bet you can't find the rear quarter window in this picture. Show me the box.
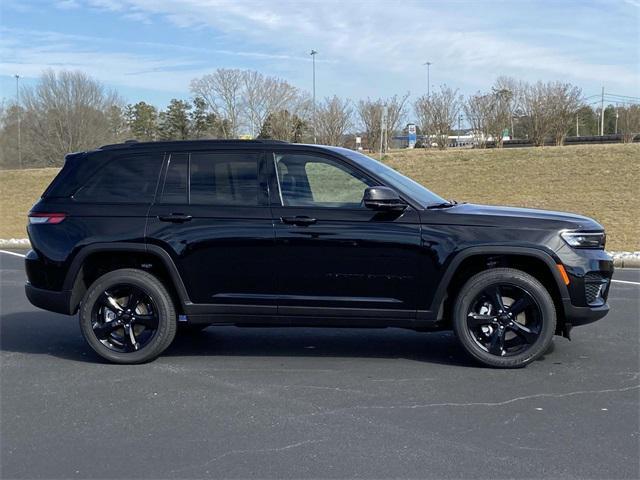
[73,154,163,204]
[158,151,260,206]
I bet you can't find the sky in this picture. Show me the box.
[1,0,638,109]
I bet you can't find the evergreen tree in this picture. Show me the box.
[158,99,191,140]
[190,97,220,138]
[126,102,158,141]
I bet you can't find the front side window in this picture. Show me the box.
[74,154,163,203]
[159,151,260,206]
[275,153,373,208]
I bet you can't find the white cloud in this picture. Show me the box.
[2,0,638,103]
[63,0,638,92]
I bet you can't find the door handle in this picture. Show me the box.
[280,216,317,226]
[158,213,193,223]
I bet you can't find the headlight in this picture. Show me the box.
[560,231,606,249]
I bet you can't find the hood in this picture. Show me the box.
[425,203,604,231]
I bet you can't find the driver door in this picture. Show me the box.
[269,150,424,321]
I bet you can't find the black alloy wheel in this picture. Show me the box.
[92,284,159,353]
[453,268,556,368]
[79,268,177,364]
[466,283,542,357]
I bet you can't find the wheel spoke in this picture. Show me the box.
[508,321,538,344]
[125,290,143,311]
[100,291,123,312]
[133,313,158,329]
[122,324,140,351]
[488,328,506,356]
[487,286,505,312]
[93,319,122,339]
[467,313,496,328]
[507,295,532,317]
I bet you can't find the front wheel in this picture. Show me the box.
[79,268,177,364]
[452,268,556,368]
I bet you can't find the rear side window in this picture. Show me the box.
[74,154,163,203]
[159,151,260,206]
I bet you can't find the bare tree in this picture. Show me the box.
[464,92,492,147]
[383,93,410,151]
[315,96,352,146]
[494,76,522,138]
[618,105,640,143]
[546,82,582,146]
[356,98,383,152]
[356,94,408,152]
[20,69,123,166]
[415,85,462,149]
[520,81,550,146]
[190,69,244,138]
[242,71,300,137]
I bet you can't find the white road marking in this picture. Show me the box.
[611,279,640,286]
[0,249,638,286]
[0,250,25,258]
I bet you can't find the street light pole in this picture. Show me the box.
[600,86,605,136]
[423,61,432,98]
[310,49,318,143]
[15,74,21,169]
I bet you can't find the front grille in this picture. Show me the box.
[584,272,609,306]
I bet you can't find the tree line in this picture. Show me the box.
[0,69,638,169]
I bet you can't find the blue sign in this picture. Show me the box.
[407,124,417,148]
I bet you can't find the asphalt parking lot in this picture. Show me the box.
[1,250,638,479]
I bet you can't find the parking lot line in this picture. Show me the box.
[0,250,25,258]
[612,279,640,286]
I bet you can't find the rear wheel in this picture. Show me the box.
[79,268,177,364]
[452,268,556,368]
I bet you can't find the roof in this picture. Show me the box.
[98,139,290,151]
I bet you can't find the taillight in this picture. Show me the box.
[28,212,67,224]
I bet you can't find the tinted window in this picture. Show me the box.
[160,153,188,204]
[190,152,259,205]
[74,154,162,203]
[158,151,260,206]
[275,154,372,208]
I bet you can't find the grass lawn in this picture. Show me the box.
[0,143,638,250]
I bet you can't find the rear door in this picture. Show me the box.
[146,149,277,314]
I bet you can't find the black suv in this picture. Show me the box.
[25,140,613,367]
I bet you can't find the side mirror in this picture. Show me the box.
[363,187,407,211]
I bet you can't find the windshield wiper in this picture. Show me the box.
[426,199,459,209]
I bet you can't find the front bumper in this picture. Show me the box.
[562,300,609,326]
[25,283,73,315]
[556,244,613,326]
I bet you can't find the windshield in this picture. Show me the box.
[329,147,447,208]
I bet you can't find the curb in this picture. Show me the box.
[2,238,639,268]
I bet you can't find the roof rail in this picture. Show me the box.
[98,139,290,150]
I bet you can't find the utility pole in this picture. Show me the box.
[600,86,605,136]
[615,106,619,134]
[457,113,462,145]
[423,61,432,98]
[576,113,579,137]
[15,74,21,169]
[310,50,318,143]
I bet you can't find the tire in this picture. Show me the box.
[79,268,177,364]
[452,268,556,368]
